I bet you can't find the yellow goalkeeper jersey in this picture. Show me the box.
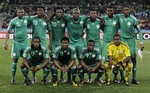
[107,41,131,63]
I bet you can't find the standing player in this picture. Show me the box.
[48,7,66,82]
[21,36,50,85]
[84,8,103,83]
[78,40,104,86]
[101,6,120,82]
[104,34,133,86]
[117,5,144,84]
[4,7,29,84]
[63,8,88,82]
[29,6,49,83]
[63,8,88,61]
[101,6,119,62]
[51,37,77,87]
[29,6,48,48]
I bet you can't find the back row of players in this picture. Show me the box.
[4,5,144,86]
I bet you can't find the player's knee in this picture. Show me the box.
[20,63,26,69]
[45,64,51,69]
[99,66,105,73]
[113,67,119,74]
[127,63,133,73]
[13,58,18,63]
[104,62,110,70]
[77,64,82,70]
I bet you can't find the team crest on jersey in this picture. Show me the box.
[92,54,96,58]
[62,23,65,27]
[43,22,46,25]
[24,20,27,24]
[39,52,42,56]
[119,50,123,54]
[127,22,131,26]
[80,21,83,25]
[33,20,37,25]
[113,21,116,25]
[96,25,100,29]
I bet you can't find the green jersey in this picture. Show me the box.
[64,15,88,44]
[53,46,76,65]
[117,14,143,42]
[7,16,29,42]
[29,15,48,47]
[102,15,119,42]
[23,46,49,65]
[85,18,102,48]
[80,47,102,66]
[49,16,66,45]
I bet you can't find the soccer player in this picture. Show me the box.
[29,6,48,48]
[101,6,120,82]
[48,7,66,83]
[63,8,88,82]
[21,36,50,85]
[101,6,119,62]
[77,40,104,86]
[63,8,88,61]
[51,37,78,87]
[116,5,144,84]
[84,8,103,83]
[104,34,133,86]
[29,6,49,83]
[4,7,29,84]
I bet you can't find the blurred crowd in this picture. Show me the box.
[1,0,150,30]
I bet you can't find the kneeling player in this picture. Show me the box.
[77,40,104,86]
[104,34,133,86]
[51,37,78,87]
[21,36,50,85]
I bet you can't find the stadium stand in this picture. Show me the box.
[0,0,150,30]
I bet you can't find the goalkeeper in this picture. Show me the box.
[104,34,133,86]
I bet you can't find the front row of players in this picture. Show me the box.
[20,35,133,86]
